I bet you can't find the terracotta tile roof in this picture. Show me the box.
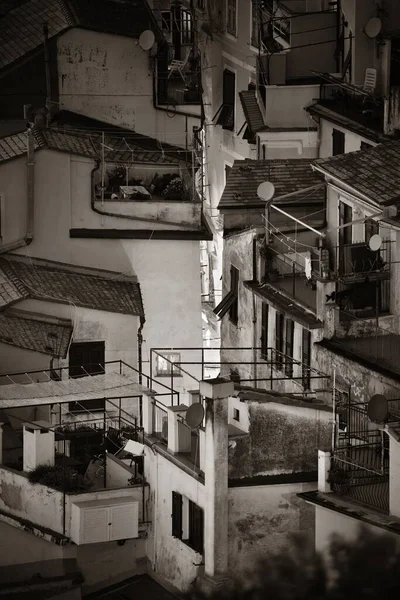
[0,259,29,309]
[0,308,72,357]
[218,159,325,210]
[0,255,145,317]
[0,0,159,75]
[238,90,265,135]
[0,119,184,165]
[0,0,71,73]
[314,141,400,206]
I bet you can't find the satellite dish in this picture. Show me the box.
[257,181,275,202]
[364,17,382,39]
[139,30,155,51]
[186,403,204,429]
[367,394,389,424]
[369,234,382,252]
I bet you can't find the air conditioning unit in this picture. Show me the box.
[70,497,139,545]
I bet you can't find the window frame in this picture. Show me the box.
[155,352,182,377]
[275,311,285,369]
[229,264,239,325]
[332,128,345,156]
[302,328,312,390]
[261,302,269,360]
[226,0,237,37]
[171,492,204,555]
[284,319,295,377]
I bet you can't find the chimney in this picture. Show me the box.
[23,421,55,472]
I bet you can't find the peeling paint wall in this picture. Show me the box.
[228,482,316,572]
[144,448,205,592]
[228,401,332,480]
[314,342,400,404]
[57,29,200,148]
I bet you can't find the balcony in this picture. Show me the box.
[93,164,202,229]
[264,249,319,313]
[155,45,202,114]
[333,240,391,319]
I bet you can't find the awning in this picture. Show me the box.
[0,372,155,409]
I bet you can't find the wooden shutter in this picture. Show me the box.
[109,502,138,541]
[189,501,204,554]
[302,329,311,390]
[261,303,269,359]
[275,312,284,368]
[332,128,345,156]
[172,492,183,539]
[284,319,294,377]
[229,265,239,324]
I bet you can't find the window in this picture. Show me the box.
[332,128,345,156]
[339,201,352,247]
[365,218,379,244]
[171,492,204,555]
[229,265,239,324]
[251,0,259,47]
[69,341,105,412]
[275,312,285,369]
[226,0,237,36]
[233,408,240,421]
[156,353,181,377]
[302,329,311,390]
[261,303,269,360]
[197,0,205,9]
[225,164,232,184]
[180,9,193,45]
[216,69,235,130]
[284,319,294,377]
[360,141,373,150]
[214,264,239,323]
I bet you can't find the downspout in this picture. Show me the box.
[0,127,34,254]
[90,160,202,230]
[138,317,145,385]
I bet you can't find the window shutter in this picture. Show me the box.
[302,329,311,389]
[189,501,204,554]
[172,492,183,539]
[284,319,294,377]
[261,303,269,359]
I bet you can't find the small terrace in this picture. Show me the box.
[94,162,202,229]
[155,44,202,113]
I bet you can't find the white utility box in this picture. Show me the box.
[70,497,139,545]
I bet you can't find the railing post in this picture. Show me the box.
[202,347,204,380]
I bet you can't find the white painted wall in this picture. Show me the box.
[318,118,378,158]
[315,504,400,552]
[144,448,205,591]
[57,29,200,148]
[1,148,203,400]
[265,85,321,128]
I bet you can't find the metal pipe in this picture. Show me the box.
[26,127,35,241]
[270,204,324,237]
[43,23,51,126]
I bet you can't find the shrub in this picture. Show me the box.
[28,464,86,493]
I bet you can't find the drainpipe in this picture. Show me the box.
[43,23,52,127]
[90,161,201,229]
[0,127,35,254]
[138,318,145,384]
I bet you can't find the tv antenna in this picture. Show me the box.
[186,403,204,429]
[138,30,155,51]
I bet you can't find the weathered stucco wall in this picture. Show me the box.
[228,481,316,573]
[57,29,200,147]
[228,401,332,480]
[144,448,205,592]
[314,342,400,405]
